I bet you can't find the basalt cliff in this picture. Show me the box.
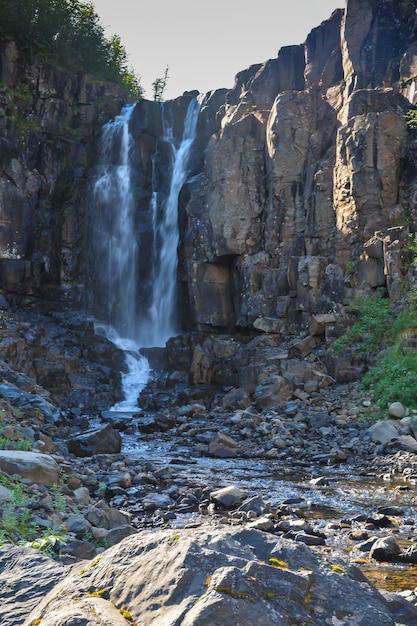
[0,0,417,402]
[1,0,417,333]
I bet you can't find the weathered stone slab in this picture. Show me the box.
[0,450,59,485]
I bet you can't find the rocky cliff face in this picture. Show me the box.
[1,0,417,341]
[0,40,124,302]
[181,0,417,336]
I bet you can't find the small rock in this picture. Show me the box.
[369,536,401,561]
[388,402,406,418]
[210,486,247,509]
[106,525,137,547]
[208,432,239,458]
[247,516,274,531]
[142,493,174,511]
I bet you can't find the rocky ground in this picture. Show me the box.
[1,300,417,625]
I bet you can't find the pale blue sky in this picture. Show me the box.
[92,0,344,100]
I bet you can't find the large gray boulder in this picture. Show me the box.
[0,527,411,626]
[0,450,59,485]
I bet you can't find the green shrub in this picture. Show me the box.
[328,293,417,418]
[329,296,391,356]
[361,344,417,413]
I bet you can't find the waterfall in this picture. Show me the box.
[140,97,201,347]
[91,104,138,340]
[90,97,201,409]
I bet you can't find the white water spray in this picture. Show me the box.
[139,98,201,347]
[91,98,201,409]
[92,105,138,339]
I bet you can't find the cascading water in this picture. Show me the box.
[142,97,201,347]
[90,97,201,409]
[91,104,138,339]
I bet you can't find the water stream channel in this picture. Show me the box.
[120,424,417,595]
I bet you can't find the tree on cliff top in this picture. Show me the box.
[152,65,170,101]
[0,0,143,100]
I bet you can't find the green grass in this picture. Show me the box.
[0,473,39,544]
[361,344,417,413]
[0,475,68,551]
[0,431,32,451]
[0,407,34,451]
[328,294,417,419]
[328,296,391,356]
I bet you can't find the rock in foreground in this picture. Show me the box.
[1,527,415,626]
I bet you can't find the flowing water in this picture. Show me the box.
[143,98,201,347]
[122,427,417,593]
[90,98,201,408]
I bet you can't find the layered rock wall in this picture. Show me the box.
[1,0,417,341]
[181,0,417,335]
[0,41,124,301]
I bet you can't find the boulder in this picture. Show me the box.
[0,450,59,485]
[388,402,406,419]
[68,423,122,457]
[10,527,414,626]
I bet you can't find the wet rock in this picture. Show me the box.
[357,536,379,553]
[68,423,122,457]
[208,432,238,458]
[142,493,174,511]
[238,495,271,516]
[309,476,329,486]
[277,519,315,534]
[398,545,417,564]
[369,536,401,562]
[107,471,132,489]
[377,505,405,516]
[138,412,175,433]
[294,532,326,546]
[366,513,396,529]
[247,515,274,531]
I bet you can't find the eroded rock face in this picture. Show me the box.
[1,0,417,344]
[0,41,125,302]
[179,0,417,336]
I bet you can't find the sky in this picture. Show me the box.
[91,1,344,101]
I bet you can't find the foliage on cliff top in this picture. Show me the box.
[0,0,143,100]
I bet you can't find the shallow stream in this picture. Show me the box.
[122,432,417,594]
